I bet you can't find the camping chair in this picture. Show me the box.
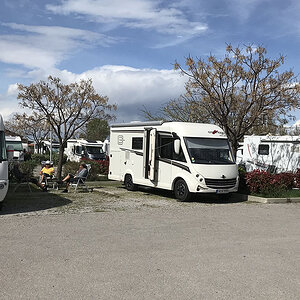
[40,161,58,190]
[69,164,91,192]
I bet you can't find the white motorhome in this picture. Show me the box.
[0,114,9,207]
[5,135,24,161]
[240,135,300,173]
[66,139,106,162]
[108,121,239,201]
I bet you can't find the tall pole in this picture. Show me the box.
[50,127,52,162]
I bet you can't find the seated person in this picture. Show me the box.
[13,163,46,191]
[61,163,88,193]
[40,161,54,186]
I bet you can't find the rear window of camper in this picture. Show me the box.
[258,144,269,155]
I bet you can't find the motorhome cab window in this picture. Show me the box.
[132,137,143,150]
[185,138,234,164]
[159,136,186,162]
[0,131,7,161]
[258,144,269,155]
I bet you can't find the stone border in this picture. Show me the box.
[235,193,300,204]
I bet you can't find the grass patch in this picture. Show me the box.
[252,189,300,198]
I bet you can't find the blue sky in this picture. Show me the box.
[1,0,300,124]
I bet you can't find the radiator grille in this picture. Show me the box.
[204,178,237,189]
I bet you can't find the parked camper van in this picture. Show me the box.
[240,135,300,173]
[108,121,239,201]
[66,139,106,162]
[5,135,24,161]
[0,114,9,207]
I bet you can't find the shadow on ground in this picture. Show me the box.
[122,185,247,204]
[1,184,72,215]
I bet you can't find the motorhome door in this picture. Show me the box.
[143,128,157,180]
[149,129,156,180]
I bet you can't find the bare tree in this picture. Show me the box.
[18,76,116,179]
[5,112,50,153]
[151,45,300,156]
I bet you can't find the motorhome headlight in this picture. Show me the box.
[0,183,4,189]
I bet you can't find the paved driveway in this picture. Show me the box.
[1,184,300,299]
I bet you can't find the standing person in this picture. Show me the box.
[39,161,54,190]
[61,163,88,193]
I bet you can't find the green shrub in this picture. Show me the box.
[30,152,67,166]
[9,161,37,182]
[62,161,79,178]
[51,153,68,165]
[30,153,48,165]
[62,160,108,181]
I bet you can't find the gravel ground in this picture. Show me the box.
[1,181,300,299]
[1,181,246,216]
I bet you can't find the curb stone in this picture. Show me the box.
[235,193,300,204]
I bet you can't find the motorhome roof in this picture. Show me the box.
[111,121,226,138]
[110,120,164,128]
[244,135,300,143]
[67,139,103,146]
[5,135,22,141]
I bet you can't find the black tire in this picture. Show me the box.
[174,179,191,201]
[124,174,137,191]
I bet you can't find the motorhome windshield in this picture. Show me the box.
[86,146,104,154]
[0,132,7,161]
[185,137,235,164]
[6,141,23,151]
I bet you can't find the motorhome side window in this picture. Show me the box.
[158,136,186,162]
[258,144,269,155]
[132,137,143,150]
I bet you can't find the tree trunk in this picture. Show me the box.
[57,145,65,180]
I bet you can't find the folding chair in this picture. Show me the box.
[40,161,58,190]
[69,164,92,192]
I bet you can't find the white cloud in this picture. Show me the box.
[0,23,115,70]
[50,65,187,107]
[46,0,208,36]
[6,83,19,96]
[1,65,187,122]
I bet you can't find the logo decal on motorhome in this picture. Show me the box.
[118,135,125,145]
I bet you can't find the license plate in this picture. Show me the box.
[216,189,228,194]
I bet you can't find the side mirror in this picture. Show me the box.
[174,139,181,155]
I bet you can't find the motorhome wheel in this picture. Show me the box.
[174,179,191,201]
[124,174,137,191]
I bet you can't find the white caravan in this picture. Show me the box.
[0,114,9,206]
[108,121,239,201]
[5,135,24,161]
[66,139,106,162]
[240,135,300,173]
